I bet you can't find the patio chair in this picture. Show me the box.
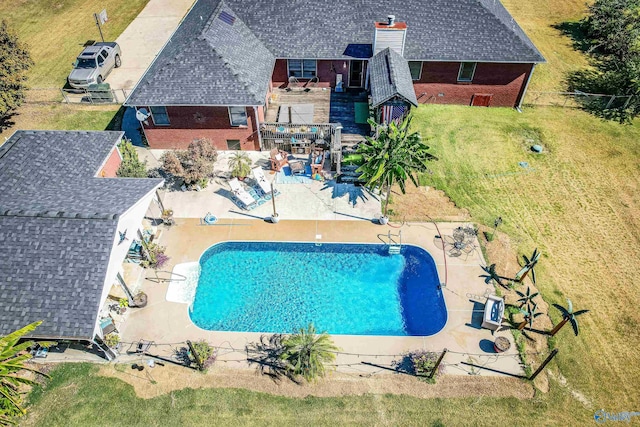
[252,167,272,196]
[310,148,325,176]
[229,178,257,210]
[100,317,117,336]
[270,147,289,171]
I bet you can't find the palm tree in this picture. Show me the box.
[480,264,506,287]
[279,323,339,382]
[1,321,49,426]
[518,302,542,330]
[356,115,437,222]
[550,299,589,336]
[514,248,541,284]
[515,286,539,308]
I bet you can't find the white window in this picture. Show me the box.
[458,62,477,82]
[150,106,170,125]
[288,59,317,79]
[408,61,422,81]
[228,106,248,126]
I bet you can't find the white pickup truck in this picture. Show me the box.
[67,42,121,89]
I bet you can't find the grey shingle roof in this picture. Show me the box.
[223,0,545,62]
[0,216,116,339]
[126,0,543,107]
[370,48,419,108]
[0,131,163,339]
[0,131,161,217]
[126,0,275,107]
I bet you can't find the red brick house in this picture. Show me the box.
[125,0,544,150]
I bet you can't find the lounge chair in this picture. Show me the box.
[252,167,272,196]
[270,147,288,171]
[229,178,257,210]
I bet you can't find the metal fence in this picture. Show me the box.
[525,91,634,109]
[24,87,128,104]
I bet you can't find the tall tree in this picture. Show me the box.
[0,321,49,426]
[357,116,437,220]
[116,140,147,178]
[584,0,640,61]
[569,0,640,121]
[0,20,33,121]
[279,323,339,382]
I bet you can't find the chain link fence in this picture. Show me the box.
[525,91,634,109]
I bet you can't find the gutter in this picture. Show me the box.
[517,64,536,110]
[253,106,263,150]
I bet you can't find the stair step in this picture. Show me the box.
[388,245,401,254]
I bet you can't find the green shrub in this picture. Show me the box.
[191,340,216,370]
[342,153,364,166]
[104,333,120,348]
[116,140,147,178]
[409,350,441,382]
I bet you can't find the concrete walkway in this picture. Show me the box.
[108,0,195,91]
[120,220,524,377]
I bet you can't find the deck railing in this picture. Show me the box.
[259,122,339,152]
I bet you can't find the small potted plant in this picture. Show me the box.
[161,209,174,225]
[118,298,129,314]
[104,333,120,349]
[227,151,252,180]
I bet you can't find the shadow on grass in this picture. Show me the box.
[245,334,300,384]
[0,113,16,132]
[105,105,126,131]
[552,21,591,53]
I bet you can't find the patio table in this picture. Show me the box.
[290,104,314,123]
[289,160,305,175]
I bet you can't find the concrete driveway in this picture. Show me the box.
[107,0,194,92]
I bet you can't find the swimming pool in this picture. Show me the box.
[189,242,447,336]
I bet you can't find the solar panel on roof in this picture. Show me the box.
[219,11,236,25]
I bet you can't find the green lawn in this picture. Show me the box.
[0,104,122,140]
[405,103,640,414]
[0,0,148,87]
[10,0,640,424]
[22,364,589,426]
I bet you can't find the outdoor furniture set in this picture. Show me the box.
[443,226,478,258]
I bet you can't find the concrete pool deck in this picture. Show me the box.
[119,219,524,377]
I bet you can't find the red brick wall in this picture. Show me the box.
[412,62,534,107]
[99,147,122,177]
[272,59,354,89]
[143,106,259,150]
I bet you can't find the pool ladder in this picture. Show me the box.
[388,231,402,255]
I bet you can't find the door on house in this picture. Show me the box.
[349,60,364,87]
[471,94,493,107]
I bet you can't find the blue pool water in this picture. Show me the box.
[189,242,447,336]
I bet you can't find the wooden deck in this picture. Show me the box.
[264,88,369,145]
[265,88,331,123]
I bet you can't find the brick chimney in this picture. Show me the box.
[373,15,407,56]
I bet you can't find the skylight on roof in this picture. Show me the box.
[219,11,236,25]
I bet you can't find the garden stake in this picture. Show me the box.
[529,348,558,381]
[428,348,447,379]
